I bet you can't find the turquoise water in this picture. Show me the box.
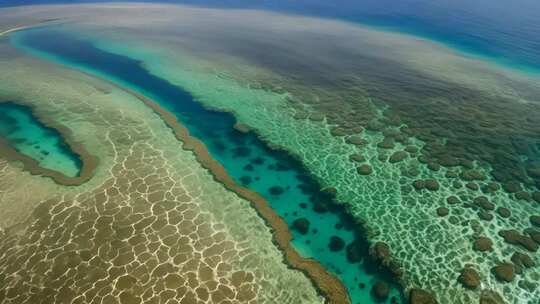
[0,102,81,177]
[12,28,404,303]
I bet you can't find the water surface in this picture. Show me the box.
[12,28,405,304]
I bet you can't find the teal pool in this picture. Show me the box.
[0,101,81,178]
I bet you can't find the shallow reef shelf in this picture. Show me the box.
[0,101,97,185]
[11,28,406,303]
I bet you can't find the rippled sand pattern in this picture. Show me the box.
[0,50,322,303]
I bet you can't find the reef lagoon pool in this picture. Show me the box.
[12,27,404,304]
[0,101,81,178]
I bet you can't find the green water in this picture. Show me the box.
[0,102,81,177]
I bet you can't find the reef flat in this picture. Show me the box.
[2,3,540,304]
[0,31,323,303]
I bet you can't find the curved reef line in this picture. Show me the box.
[0,100,98,186]
[101,82,351,303]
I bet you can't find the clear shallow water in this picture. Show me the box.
[12,28,404,303]
[0,102,81,177]
[3,0,540,74]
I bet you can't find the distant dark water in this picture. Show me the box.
[3,0,540,73]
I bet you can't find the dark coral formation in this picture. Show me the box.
[328,236,345,252]
[458,267,480,289]
[371,281,390,301]
[473,237,493,252]
[409,288,437,304]
[491,263,515,283]
[292,218,310,235]
[357,164,373,175]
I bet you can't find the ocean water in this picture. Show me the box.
[2,0,540,74]
[12,28,405,304]
[0,101,81,177]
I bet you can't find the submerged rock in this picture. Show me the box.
[349,153,365,163]
[371,281,389,301]
[409,288,437,304]
[473,237,493,252]
[357,164,373,175]
[499,229,538,252]
[377,137,395,149]
[389,151,408,163]
[292,218,310,235]
[511,252,534,273]
[239,176,252,185]
[346,135,368,146]
[524,228,540,244]
[458,267,480,289]
[268,186,285,196]
[427,163,440,172]
[436,207,449,217]
[466,182,479,191]
[346,240,368,264]
[478,211,494,221]
[473,196,495,211]
[412,180,425,190]
[491,263,514,282]
[515,191,531,201]
[531,215,540,227]
[533,192,540,204]
[446,196,460,204]
[425,179,439,191]
[502,181,522,193]
[405,145,418,154]
[328,236,345,252]
[460,169,486,181]
[496,207,511,218]
[480,290,505,304]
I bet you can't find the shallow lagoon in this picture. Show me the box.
[0,101,81,177]
[12,28,404,303]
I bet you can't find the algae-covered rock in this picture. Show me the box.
[357,164,373,175]
[480,290,505,304]
[524,228,540,244]
[511,252,534,273]
[292,218,310,235]
[413,180,425,190]
[496,207,511,218]
[328,236,345,252]
[436,207,449,217]
[458,267,480,289]
[531,215,540,227]
[409,288,437,304]
[349,153,365,163]
[491,263,514,282]
[532,191,540,203]
[460,169,486,181]
[346,240,368,264]
[446,196,460,204]
[389,151,408,163]
[499,229,538,252]
[425,179,439,191]
[371,281,389,301]
[473,237,493,252]
[473,196,495,211]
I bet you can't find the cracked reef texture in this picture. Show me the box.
[2,3,540,303]
[0,41,323,303]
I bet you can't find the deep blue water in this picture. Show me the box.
[12,28,405,303]
[2,0,540,74]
